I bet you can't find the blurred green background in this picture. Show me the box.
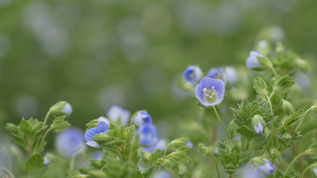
[0,0,316,137]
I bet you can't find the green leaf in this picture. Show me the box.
[281,110,303,126]
[25,154,44,172]
[253,77,268,95]
[6,123,19,135]
[168,138,190,148]
[10,134,28,150]
[20,119,32,137]
[50,116,71,132]
[92,134,112,144]
[273,75,295,94]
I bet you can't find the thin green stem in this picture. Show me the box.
[295,108,312,132]
[271,67,278,78]
[261,125,283,155]
[158,154,172,171]
[212,106,229,140]
[285,151,309,174]
[269,90,275,99]
[0,167,15,178]
[211,153,220,178]
[42,111,51,127]
[38,128,53,152]
[265,94,273,114]
[301,165,312,178]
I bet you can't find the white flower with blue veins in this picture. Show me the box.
[107,105,130,127]
[134,111,152,127]
[84,121,109,148]
[195,77,225,107]
[55,128,85,158]
[183,65,203,84]
[139,123,159,147]
[246,51,264,69]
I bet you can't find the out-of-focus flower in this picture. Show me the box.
[183,65,203,84]
[185,141,193,149]
[257,159,275,175]
[239,165,262,178]
[134,111,152,127]
[246,51,263,69]
[224,66,237,85]
[139,123,158,147]
[142,139,166,153]
[195,77,225,107]
[91,151,103,161]
[43,157,51,166]
[152,170,172,178]
[251,115,265,134]
[50,101,72,116]
[207,68,226,83]
[107,105,130,127]
[84,121,109,148]
[55,128,85,158]
[96,116,111,127]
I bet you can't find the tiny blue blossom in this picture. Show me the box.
[134,111,152,127]
[142,139,166,153]
[107,105,130,127]
[195,77,225,107]
[139,123,158,147]
[207,68,226,83]
[183,65,203,84]
[246,51,264,68]
[240,165,262,178]
[55,128,85,158]
[61,101,72,116]
[185,141,193,149]
[258,159,275,175]
[84,121,109,148]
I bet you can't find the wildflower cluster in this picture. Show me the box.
[3,40,317,178]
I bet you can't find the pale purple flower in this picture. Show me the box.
[142,139,166,153]
[134,111,152,127]
[258,159,275,175]
[84,121,109,148]
[139,124,158,147]
[195,77,225,107]
[207,68,226,83]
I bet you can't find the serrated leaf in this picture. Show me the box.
[50,116,70,132]
[10,134,28,150]
[281,110,303,126]
[273,75,295,94]
[253,77,268,95]
[20,119,32,137]
[26,154,44,172]
[171,152,190,164]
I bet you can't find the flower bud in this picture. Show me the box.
[252,157,275,175]
[185,141,193,149]
[183,65,203,84]
[282,99,295,115]
[133,111,152,127]
[251,115,265,134]
[282,133,292,141]
[246,51,265,70]
[310,163,317,176]
[49,101,72,116]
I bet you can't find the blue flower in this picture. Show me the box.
[314,168,317,176]
[185,141,193,149]
[43,157,51,166]
[107,105,130,127]
[252,115,265,134]
[258,159,275,175]
[91,151,103,161]
[134,111,152,127]
[55,128,85,158]
[139,123,158,146]
[207,68,226,83]
[183,65,203,84]
[195,77,225,107]
[142,139,166,153]
[96,116,110,127]
[153,170,172,178]
[246,51,263,68]
[84,121,109,148]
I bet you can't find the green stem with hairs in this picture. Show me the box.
[285,151,309,174]
[212,106,229,140]
[296,108,312,132]
[42,111,51,127]
[265,94,273,114]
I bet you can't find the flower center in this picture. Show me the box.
[203,87,218,103]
